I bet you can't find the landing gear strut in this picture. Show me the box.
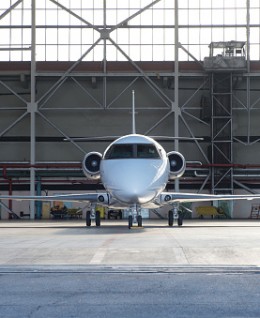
[168,204,183,227]
[86,206,101,227]
[128,205,143,229]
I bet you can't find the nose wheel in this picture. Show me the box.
[128,206,143,229]
[128,214,143,229]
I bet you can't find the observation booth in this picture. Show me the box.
[203,40,247,71]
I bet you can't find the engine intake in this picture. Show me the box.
[167,151,186,179]
[82,152,102,180]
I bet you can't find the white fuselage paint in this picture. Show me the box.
[100,134,170,207]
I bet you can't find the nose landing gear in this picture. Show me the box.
[128,205,143,229]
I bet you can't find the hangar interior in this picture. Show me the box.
[0,0,260,220]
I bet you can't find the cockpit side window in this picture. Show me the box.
[105,143,160,159]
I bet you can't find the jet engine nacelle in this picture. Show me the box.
[82,152,102,180]
[167,151,186,180]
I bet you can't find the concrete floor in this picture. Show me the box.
[0,219,259,267]
[1,219,260,318]
[1,268,260,318]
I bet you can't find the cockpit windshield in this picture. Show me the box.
[105,143,160,160]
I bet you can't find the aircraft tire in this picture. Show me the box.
[128,215,133,229]
[137,215,142,227]
[96,211,101,227]
[178,216,183,226]
[86,211,91,227]
[168,210,173,227]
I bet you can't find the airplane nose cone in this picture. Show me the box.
[113,184,156,205]
[115,190,145,204]
[101,158,168,205]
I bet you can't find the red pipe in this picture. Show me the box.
[0,163,81,169]
[2,162,260,170]
[187,163,260,169]
[0,178,97,184]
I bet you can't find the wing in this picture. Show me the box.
[160,192,260,204]
[0,192,109,205]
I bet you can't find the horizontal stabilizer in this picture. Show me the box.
[64,136,203,142]
[151,136,204,141]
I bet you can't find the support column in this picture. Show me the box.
[246,0,251,144]
[174,0,180,192]
[103,0,107,109]
[30,0,36,219]
[28,102,37,219]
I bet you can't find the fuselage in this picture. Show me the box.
[100,134,170,206]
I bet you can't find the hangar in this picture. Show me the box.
[0,0,260,221]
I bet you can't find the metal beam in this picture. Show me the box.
[0,201,20,218]
[37,112,86,155]
[0,0,23,21]
[109,38,173,106]
[174,0,180,193]
[37,38,102,107]
[0,112,28,138]
[30,0,36,220]
[49,0,100,33]
[110,0,162,33]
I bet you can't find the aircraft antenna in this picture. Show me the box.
[132,90,136,134]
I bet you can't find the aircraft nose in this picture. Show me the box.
[124,188,143,202]
[101,158,168,205]
[115,189,144,204]
[114,182,156,205]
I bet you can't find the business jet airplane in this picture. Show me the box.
[1,91,260,228]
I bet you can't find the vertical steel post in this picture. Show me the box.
[30,0,36,219]
[174,0,180,192]
[103,0,107,109]
[132,90,136,134]
[36,177,42,219]
[246,0,251,144]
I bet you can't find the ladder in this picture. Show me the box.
[150,209,164,219]
[250,205,259,219]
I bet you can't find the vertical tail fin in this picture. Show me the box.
[132,90,136,134]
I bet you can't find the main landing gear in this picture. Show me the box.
[168,205,183,227]
[86,208,101,227]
